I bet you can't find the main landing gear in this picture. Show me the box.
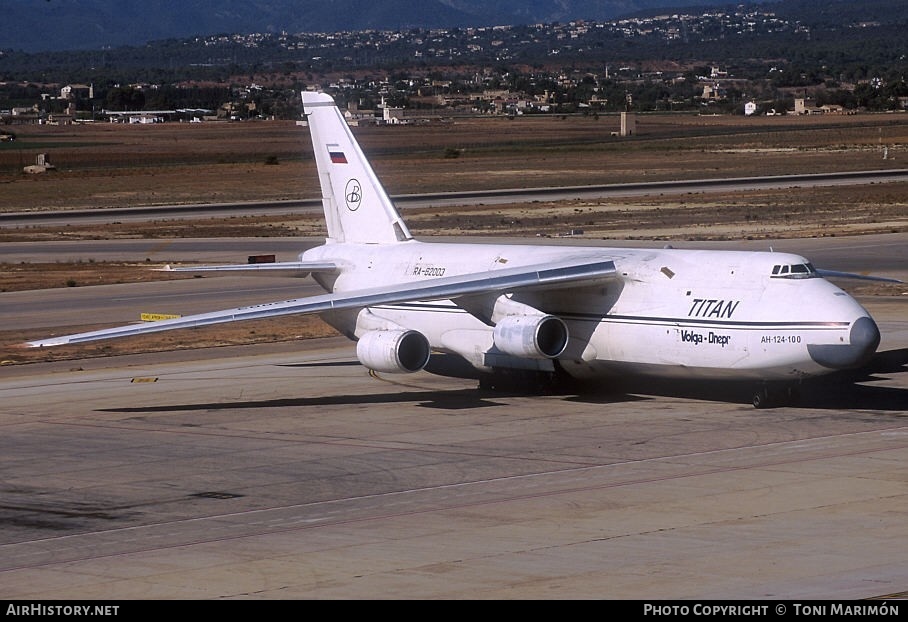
[751,383,801,409]
[478,368,565,394]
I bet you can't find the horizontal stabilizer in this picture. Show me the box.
[158,261,340,275]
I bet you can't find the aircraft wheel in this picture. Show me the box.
[752,388,771,409]
[478,374,496,392]
[479,369,558,394]
[752,384,801,409]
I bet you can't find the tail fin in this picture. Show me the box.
[301,91,412,244]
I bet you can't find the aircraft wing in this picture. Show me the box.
[815,269,902,283]
[25,256,617,347]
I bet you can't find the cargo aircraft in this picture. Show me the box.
[27,92,892,407]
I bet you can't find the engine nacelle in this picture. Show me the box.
[356,329,431,373]
[493,315,568,360]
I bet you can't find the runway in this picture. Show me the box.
[0,234,906,599]
[2,169,906,226]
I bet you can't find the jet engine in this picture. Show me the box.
[493,315,569,359]
[356,329,431,373]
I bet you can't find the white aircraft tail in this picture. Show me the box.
[301,91,412,244]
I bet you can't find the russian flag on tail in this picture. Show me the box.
[328,144,347,164]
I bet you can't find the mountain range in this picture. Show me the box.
[2,0,776,53]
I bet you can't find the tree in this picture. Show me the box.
[105,86,145,111]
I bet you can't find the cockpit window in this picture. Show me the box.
[771,263,817,279]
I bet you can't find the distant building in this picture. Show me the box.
[701,83,726,101]
[129,114,164,124]
[794,97,816,114]
[60,84,93,100]
[103,109,178,123]
[794,97,844,115]
[620,111,636,136]
[7,105,42,124]
[12,105,38,116]
[382,106,406,124]
[710,66,728,79]
[24,153,56,174]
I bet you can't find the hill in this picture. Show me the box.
[2,0,774,52]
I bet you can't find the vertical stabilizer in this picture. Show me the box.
[301,91,412,244]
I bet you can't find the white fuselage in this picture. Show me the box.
[301,239,879,381]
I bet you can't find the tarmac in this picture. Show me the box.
[0,235,905,600]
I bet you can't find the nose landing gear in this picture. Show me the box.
[752,383,801,409]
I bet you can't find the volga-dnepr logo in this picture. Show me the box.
[345,178,362,211]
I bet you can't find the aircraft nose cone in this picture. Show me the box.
[807,316,881,370]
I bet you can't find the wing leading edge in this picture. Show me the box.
[25,257,618,348]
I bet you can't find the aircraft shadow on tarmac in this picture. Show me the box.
[100,388,517,413]
[98,350,905,414]
[805,347,908,412]
[591,347,908,412]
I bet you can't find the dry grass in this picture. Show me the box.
[1,316,339,366]
[3,112,907,211]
